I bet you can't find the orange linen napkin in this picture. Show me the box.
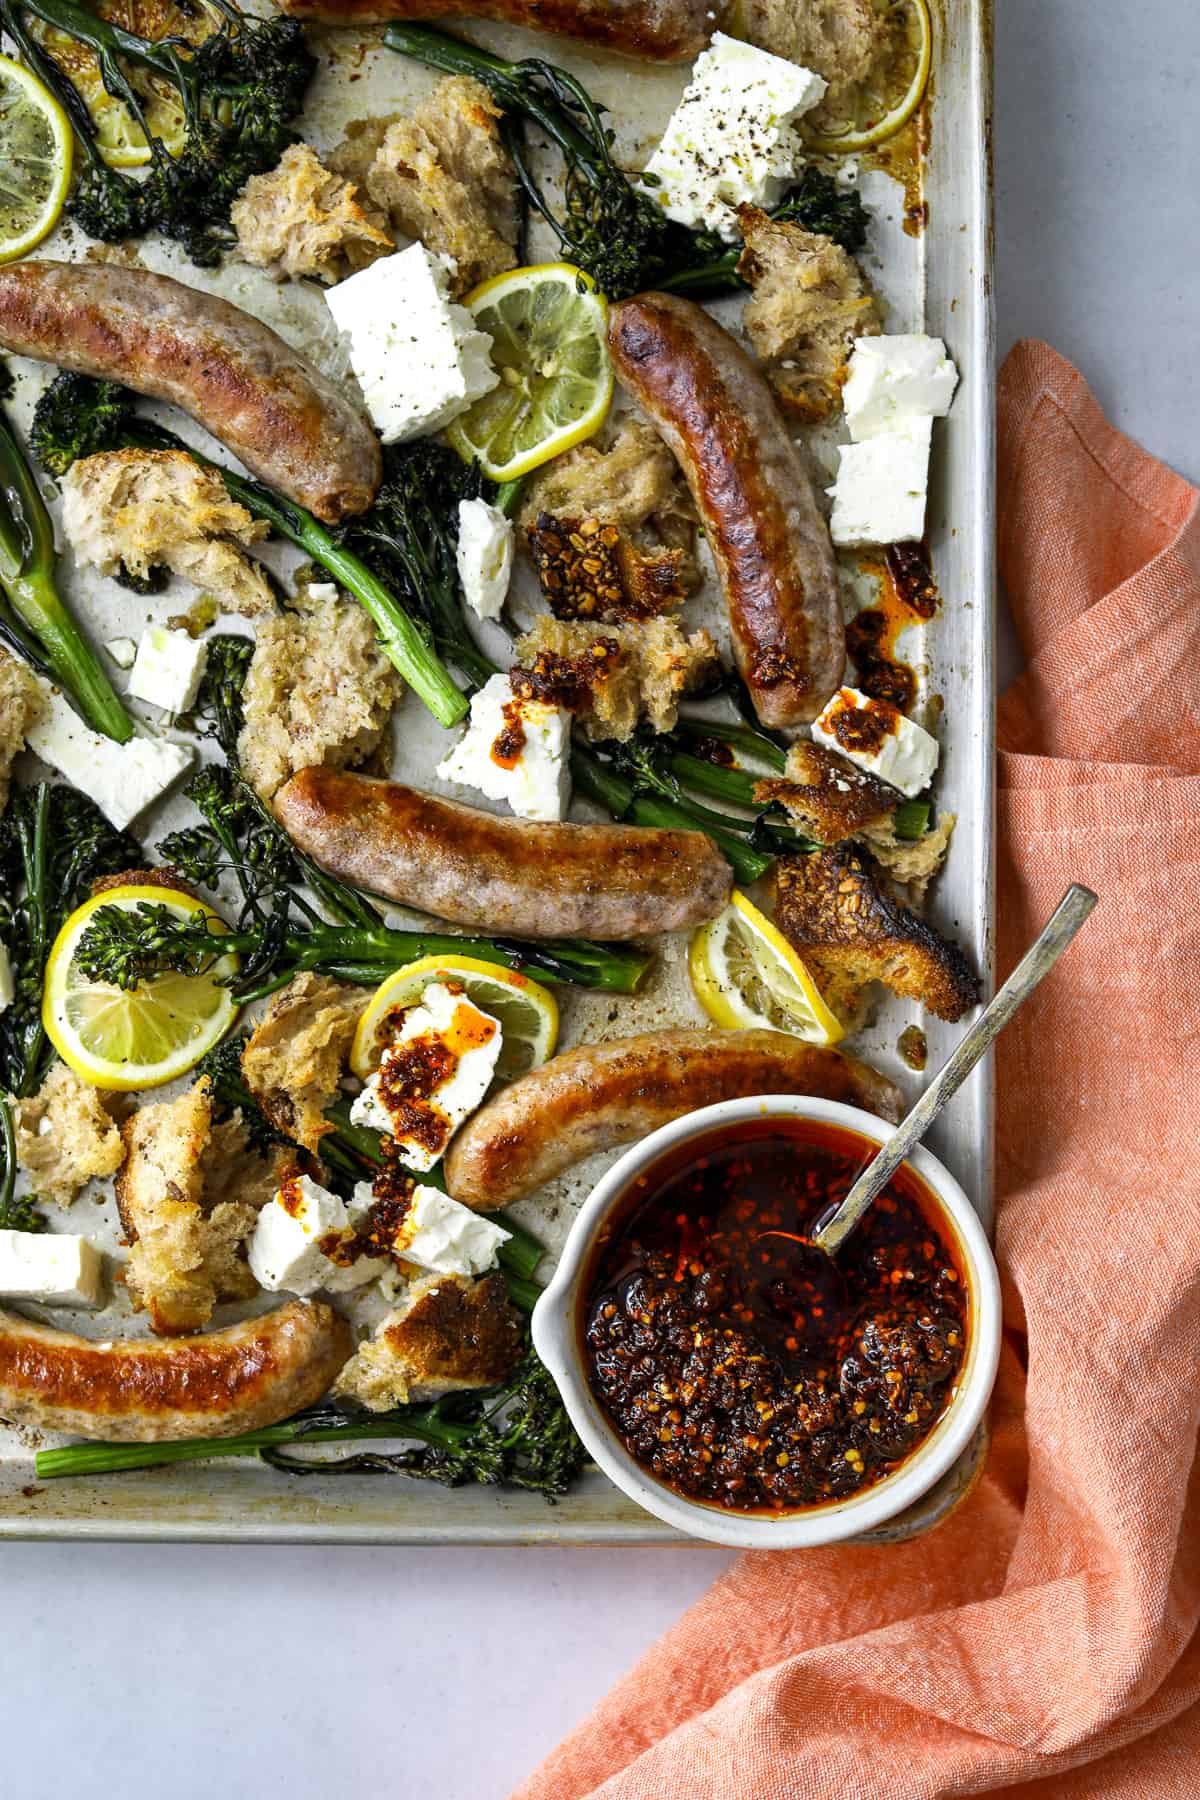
[514,342,1200,1800]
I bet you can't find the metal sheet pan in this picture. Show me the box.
[0,0,995,1543]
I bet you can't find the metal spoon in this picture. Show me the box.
[811,883,1099,1257]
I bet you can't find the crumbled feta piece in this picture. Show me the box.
[0,943,12,1013]
[350,1181,510,1280]
[436,671,570,823]
[304,582,340,604]
[105,637,137,670]
[456,497,513,621]
[828,416,933,547]
[26,683,193,831]
[0,1229,104,1308]
[812,685,939,797]
[349,981,502,1172]
[644,33,827,240]
[843,335,960,440]
[247,1173,380,1297]
[128,626,209,714]
[325,244,498,444]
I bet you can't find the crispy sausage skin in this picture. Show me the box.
[445,1028,904,1209]
[275,0,709,61]
[0,262,380,523]
[274,766,733,940]
[608,294,844,730]
[0,1299,352,1442]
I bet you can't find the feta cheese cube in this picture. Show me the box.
[128,626,209,714]
[304,582,340,605]
[843,335,959,440]
[0,942,12,1013]
[437,671,571,823]
[828,416,933,548]
[105,637,137,670]
[812,685,939,797]
[350,1181,511,1280]
[26,684,194,831]
[0,1229,104,1308]
[326,245,499,444]
[644,33,827,240]
[248,1173,380,1297]
[456,497,514,621]
[350,981,503,1172]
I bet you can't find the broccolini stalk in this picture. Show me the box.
[0,404,132,741]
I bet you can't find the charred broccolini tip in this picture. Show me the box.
[384,25,871,300]
[0,0,314,267]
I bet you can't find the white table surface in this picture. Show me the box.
[4,5,1198,1797]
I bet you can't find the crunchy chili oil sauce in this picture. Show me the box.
[582,1118,970,1515]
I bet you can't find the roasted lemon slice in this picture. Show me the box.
[351,954,559,1086]
[689,891,844,1046]
[802,0,932,154]
[43,885,239,1091]
[0,55,72,263]
[447,263,613,482]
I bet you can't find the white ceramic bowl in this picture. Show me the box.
[532,1094,1001,1549]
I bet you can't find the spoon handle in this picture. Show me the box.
[811,883,1099,1256]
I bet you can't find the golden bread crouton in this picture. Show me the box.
[520,418,687,535]
[240,972,366,1152]
[515,615,717,741]
[61,449,274,617]
[332,76,516,296]
[859,812,956,908]
[0,648,41,815]
[231,143,393,285]
[774,843,977,1023]
[334,1272,523,1409]
[237,588,403,801]
[734,0,880,88]
[526,513,686,623]
[736,208,880,420]
[755,739,897,844]
[115,1079,261,1335]
[13,1062,125,1209]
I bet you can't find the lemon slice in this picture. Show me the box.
[802,0,932,154]
[0,55,72,263]
[351,954,558,1086]
[43,885,240,1091]
[447,263,613,482]
[689,891,844,1046]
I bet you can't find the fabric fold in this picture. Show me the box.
[514,344,1200,1800]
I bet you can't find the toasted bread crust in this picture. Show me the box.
[774,845,977,1023]
[756,740,898,844]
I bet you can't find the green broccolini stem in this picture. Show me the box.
[0,410,131,741]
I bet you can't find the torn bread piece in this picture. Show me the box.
[240,972,366,1153]
[774,843,977,1023]
[237,586,403,801]
[61,449,274,617]
[115,1079,271,1334]
[231,143,393,285]
[515,616,718,742]
[526,513,687,623]
[736,206,880,420]
[331,76,516,297]
[13,1062,125,1209]
[859,812,956,909]
[333,1271,524,1410]
[755,739,897,844]
[0,648,41,815]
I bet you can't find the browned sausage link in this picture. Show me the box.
[0,1299,352,1442]
[275,0,710,60]
[445,1028,904,1209]
[608,294,844,729]
[274,766,733,940]
[0,262,381,523]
